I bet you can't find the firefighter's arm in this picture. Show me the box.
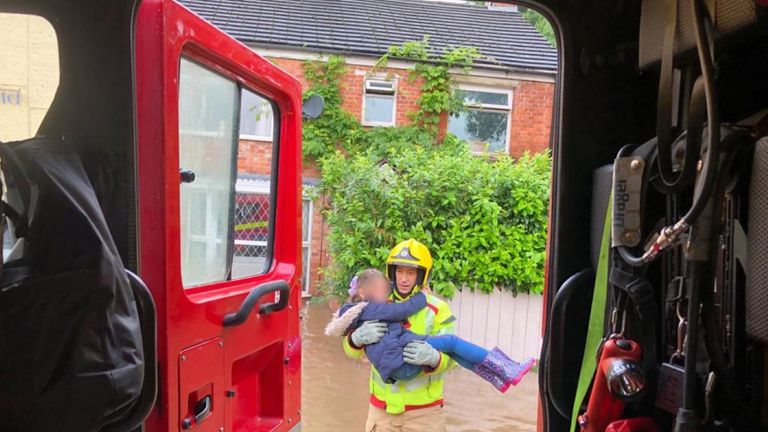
[424,299,458,375]
[342,333,365,360]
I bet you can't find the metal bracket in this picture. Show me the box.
[613,156,645,247]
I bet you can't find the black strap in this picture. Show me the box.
[656,0,707,194]
[610,266,658,374]
[657,0,679,162]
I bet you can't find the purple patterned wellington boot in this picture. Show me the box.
[482,348,536,387]
[471,361,511,393]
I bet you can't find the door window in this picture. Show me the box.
[178,58,278,288]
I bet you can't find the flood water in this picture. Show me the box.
[301,301,539,431]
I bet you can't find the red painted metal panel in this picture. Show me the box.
[135,1,304,430]
[179,338,225,431]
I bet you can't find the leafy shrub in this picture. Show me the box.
[319,140,550,300]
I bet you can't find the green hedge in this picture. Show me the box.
[319,132,551,300]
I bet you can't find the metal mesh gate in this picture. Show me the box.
[233,187,313,292]
[232,192,270,277]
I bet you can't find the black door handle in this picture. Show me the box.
[194,395,211,423]
[181,395,212,429]
[222,280,290,327]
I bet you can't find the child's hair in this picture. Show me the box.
[347,268,387,303]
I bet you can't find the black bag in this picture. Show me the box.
[0,137,143,431]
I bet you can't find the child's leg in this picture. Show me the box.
[425,335,535,393]
[424,334,488,369]
[485,348,536,386]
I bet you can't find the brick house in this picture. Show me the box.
[182,0,557,296]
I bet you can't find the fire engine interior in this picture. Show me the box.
[1,0,768,431]
[0,0,154,430]
[540,0,768,431]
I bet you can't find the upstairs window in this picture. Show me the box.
[362,79,396,126]
[448,86,512,154]
[239,89,274,140]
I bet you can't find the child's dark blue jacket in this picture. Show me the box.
[337,292,428,381]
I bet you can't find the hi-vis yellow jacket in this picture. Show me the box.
[343,293,457,414]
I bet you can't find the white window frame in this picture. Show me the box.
[235,180,313,296]
[239,92,275,141]
[362,78,397,127]
[301,198,313,296]
[238,132,274,142]
[487,2,519,11]
[453,84,513,155]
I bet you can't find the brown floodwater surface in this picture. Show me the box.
[301,301,539,431]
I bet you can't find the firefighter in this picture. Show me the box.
[343,238,457,432]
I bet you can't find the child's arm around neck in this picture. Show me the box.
[357,291,427,323]
[325,292,428,337]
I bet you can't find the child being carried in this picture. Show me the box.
[325,269,535,392]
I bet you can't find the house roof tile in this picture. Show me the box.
[180,0,558,74]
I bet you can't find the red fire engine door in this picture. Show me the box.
[135,1,304,431]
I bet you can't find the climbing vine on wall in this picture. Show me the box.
[301,38,485,160]
[374,36,484,134]
[301,56,360,160]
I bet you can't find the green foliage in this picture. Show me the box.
[374,36,484,135]
[382,37,431,61]
[301,41,551,301]
[320,144,551,300]
[302,56,360,160]
[302,40,483,159]
[522,9,556,46]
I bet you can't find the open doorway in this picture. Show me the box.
[181,0,558,430]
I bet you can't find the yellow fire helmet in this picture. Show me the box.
[386,238,433,297]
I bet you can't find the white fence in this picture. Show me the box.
[448,289,543,361]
